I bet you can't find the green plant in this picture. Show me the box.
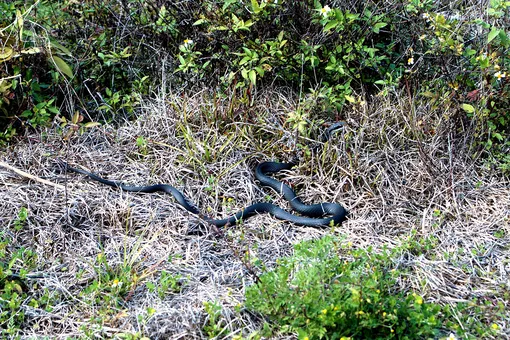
[287,110,309,137]
[245,236,444,339]
[400,229,440,258]
[411,1,510,171]
[136,135,148,156]
[146,270,184,298]
[58,111,101,141]
[21,98,60,127]
[203,300,227,338]
[97,87,142,117]
[176,39,207,75]
[77,250,153,334]
[12,206,28,231]
[0,232,54,337]
[0,1,74,139]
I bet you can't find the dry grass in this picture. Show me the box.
[0,88,509,339]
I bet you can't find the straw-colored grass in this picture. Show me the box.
[0,88,508,339]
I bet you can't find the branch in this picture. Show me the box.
[0,161,65,191]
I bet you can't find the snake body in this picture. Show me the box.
[65,162,347,227]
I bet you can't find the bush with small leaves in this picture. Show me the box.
[245,236,444,339]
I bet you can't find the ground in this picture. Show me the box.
[0,89,509,339]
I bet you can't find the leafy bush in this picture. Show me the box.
[245,236,443,339]
[0,0,508,169]
[0,0,155,143]
[0,1,71,141]
[404,0,509,170]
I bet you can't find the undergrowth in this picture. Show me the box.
[0,231,57,338]
[0,0,508,170]
[243,236,503,340]
[0,1,509,338]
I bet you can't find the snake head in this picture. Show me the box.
[322,121,346,142]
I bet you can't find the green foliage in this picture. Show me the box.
[184,0,402,110]
[79,252,134,313]
[0,0,508,169]
[0,232,55,337]
[407,0,510,170]
[145,270,185,298]
[57,111,101,141]
[203,300,227,338]
[136,135,148,156]
[442,300,504,339]
[0,1,73,142]
[0,0,153,143]
[245,235,507,339]
[245,236,444,339]
[12,206,28,231]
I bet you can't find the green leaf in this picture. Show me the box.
[461,103,475,114]
[344,95,356,103]
[421,91,436,98]
[47,106,60,114]
[241,68,248,80]
[372,22,387,33]
[239,56,251,66]
[251,0,261,14]
[493,132,503,141]
[474,19,491,29]
[324,20,338,31]
[487,28,500,43]
[193,19,207,26]
[51,56,73,78]
[222,0,236,11]
[254,66,265,76]
[0,47,14,62]
[242,47,252,56]
[50,40,72,56]
[249,69,257,85]
[498,30,509,47]
[16,10,23,40]
[21,110,32,118]
[84,122,101,128]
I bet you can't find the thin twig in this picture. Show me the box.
[0,161,65,190]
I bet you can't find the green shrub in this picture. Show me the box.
[0,0,154,143]
[0,1,72,141]
[1,0,508,169]
[245,236,443,339]
[408,0,510,171]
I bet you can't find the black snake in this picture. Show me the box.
[63,123,348,227]
[64,161,347,227]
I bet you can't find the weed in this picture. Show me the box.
[146,270,185,298]
[246,236,445,339]
[0,232,55,337]
[12,207,28,231]
[203,300,227,338]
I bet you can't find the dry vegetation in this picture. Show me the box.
[0,88,509,339]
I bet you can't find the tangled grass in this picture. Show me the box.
[0,88,508,339]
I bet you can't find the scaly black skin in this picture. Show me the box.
[64,162,348,227]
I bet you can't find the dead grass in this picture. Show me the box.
[0,88,509,339]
